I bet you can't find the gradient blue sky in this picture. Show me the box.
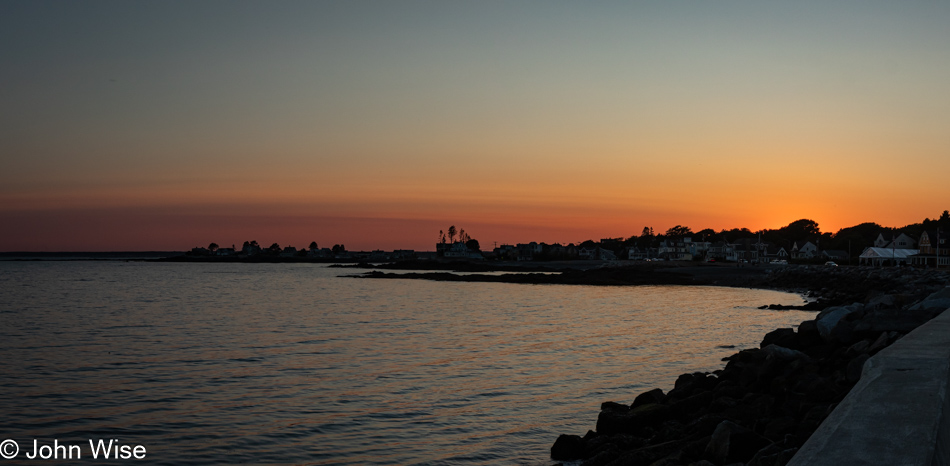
[2,1,949,250]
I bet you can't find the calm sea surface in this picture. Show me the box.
[0,262,810,465]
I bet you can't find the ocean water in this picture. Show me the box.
[0,261,810,464]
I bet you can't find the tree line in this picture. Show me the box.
[588,210,950,256]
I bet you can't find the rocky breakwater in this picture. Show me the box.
[552,266,950,466]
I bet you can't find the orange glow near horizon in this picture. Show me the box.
[3,3,949,251]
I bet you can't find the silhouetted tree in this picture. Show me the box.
[208,242,219,252]
[332,244,346,254]
[448,225,457,243]
[782,219,820,239]
[309,241,318,251]
[267,243,281,254]
[439,230,446,244]
[466,238,480,252]
[827,222,884,252]
[665,225,693,238]
[695,228,716,241]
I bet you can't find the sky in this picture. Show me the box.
[2,0,949,251]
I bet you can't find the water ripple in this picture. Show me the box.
[0,262,809,465]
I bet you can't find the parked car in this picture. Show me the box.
[824,261,838,267]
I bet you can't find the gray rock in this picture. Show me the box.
[816,303,863,340]
[797,320,822,346]
[551,434,586,460]
[852,308,933,335]
[907,287,950,311]
[761,328,798,349]
[867,332,889,354]
[704,420,771,464]
[846,339,870,356]
[631,388,665,408]
[866,294,897,310]
[596,402,672,436]
[762,344,812,362]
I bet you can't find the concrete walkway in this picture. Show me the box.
[789,307,950,466]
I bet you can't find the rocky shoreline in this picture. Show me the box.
[353,262,950,464]
[550,265,950,466]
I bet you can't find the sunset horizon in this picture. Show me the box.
[3,1,949,251]
[4,3,950,464]
[2,207,947,253]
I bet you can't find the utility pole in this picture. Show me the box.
[892,233,896,267]
[937,229,942,269]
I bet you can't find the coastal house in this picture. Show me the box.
[821,250,849,262]
[886,233,916,249]
[875,232,916,249]
[754,243,786,263]
[214,247,236,256]
[626,246,646,260]
[873,234,889,248]
[579,247,617,261]
[791,240,818,259]
[439,241,483,260]
[658,239,693,261]
[541,243,578,260]
[369,250,391,261]
[707,241,736,262]
[774,246,789,261]
[515,242,543,261]
[307,248,330,258]
[688,240,711,258]
[912,230,949,267]
[733,238,759,263]
[392,250,416,260]
[859,247,919,267]
[493,244,517,260]
[578,247,595,259]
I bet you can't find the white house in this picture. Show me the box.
[791,241,818,259]
[859,247,918,266]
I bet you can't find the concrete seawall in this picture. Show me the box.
[789,307,950,466]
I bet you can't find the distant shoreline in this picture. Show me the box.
[350,261,769,287]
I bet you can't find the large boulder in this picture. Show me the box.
[816,303,864,340]
[631,388,666,408]
[866,294,897,310]
[762,344,812,362]
[761,328,798,349]
[852,308,934,336]
[550,434,586,460]
[703,420,771,464]
[667,372,717,400]
[796,320,822,347]
[596,401,672,436]
[907,287,950,312]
